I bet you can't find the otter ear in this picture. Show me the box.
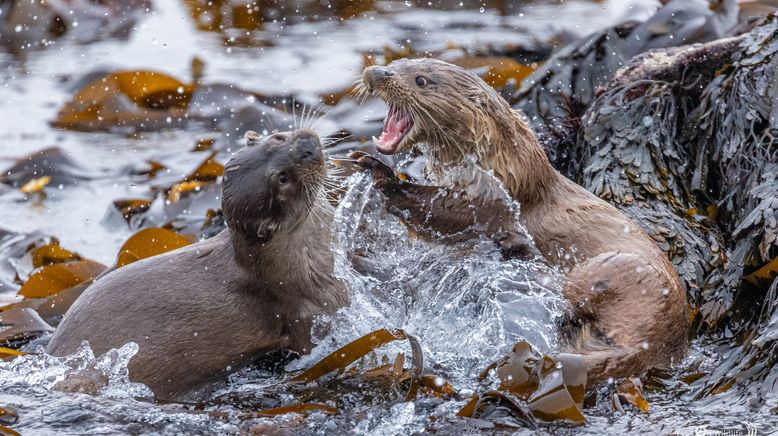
[244,130,261,147]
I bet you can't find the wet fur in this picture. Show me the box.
[47,130,347,401]
[361,58,688,385]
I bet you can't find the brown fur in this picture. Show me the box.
[47,130,347,400]
[361,58,689,385]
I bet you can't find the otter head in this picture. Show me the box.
[222,129,325,245]
[361,58,512,159]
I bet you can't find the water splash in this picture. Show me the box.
[296,173,565,390]
[0,342,148,396]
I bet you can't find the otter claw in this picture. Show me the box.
[347,151,400,189]
[347,150,368,160]
[356,156,397,182]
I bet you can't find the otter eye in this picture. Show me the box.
[415,76,428,87]
[257,228,271,242]
[278,172,289,185]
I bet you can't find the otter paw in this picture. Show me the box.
[492,230,538,261]
[348,151,400,189]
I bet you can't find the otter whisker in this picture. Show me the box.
[291,98,300,130]
[301,105,341,141]
[301,101,317,132]
[324,169,346,178]
[328,155,359,161]
[322,181,344,191]
[299,102,308,130]
[351,79,373,106]
[307,188,332,229]
[323,134,353,148]
[302,103,320,130]
[257,109,276,134]
[351,79,369,101]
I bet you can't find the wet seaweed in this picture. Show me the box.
[686,18,778,329]
[696,277,778,403]
[682,16,778,400]
[512,0,741,178]
[575,43,739,298]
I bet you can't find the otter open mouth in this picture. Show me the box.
[373,104,413,154]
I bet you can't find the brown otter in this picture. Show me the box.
[358,58,688,386]
[47,129,347,401]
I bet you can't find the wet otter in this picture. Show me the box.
[358,58,688,386]
[47,129,347,400]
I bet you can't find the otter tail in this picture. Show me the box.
[562,324,646,386]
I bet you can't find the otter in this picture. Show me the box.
[357,58,688,386]
[47,129,347,401]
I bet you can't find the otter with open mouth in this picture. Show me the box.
[356,58,688,387]
[47,129,347,401]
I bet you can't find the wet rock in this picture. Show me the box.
[0,147,96,188]
[567,34,747,298]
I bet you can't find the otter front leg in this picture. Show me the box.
[562,252,688,385]
[349,152,537,260]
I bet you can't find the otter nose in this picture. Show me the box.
[295,134,321,161]
[363,66,394,89]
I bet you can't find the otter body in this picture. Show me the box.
[47,130,347,400]
[360,58,688,385]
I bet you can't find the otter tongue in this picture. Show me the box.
[374,105,408,154]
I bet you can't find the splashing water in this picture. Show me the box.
[295,173,565,389]
[0,342,149,397]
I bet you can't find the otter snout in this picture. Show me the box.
[293,130,323,163]
[363,66,394,91]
